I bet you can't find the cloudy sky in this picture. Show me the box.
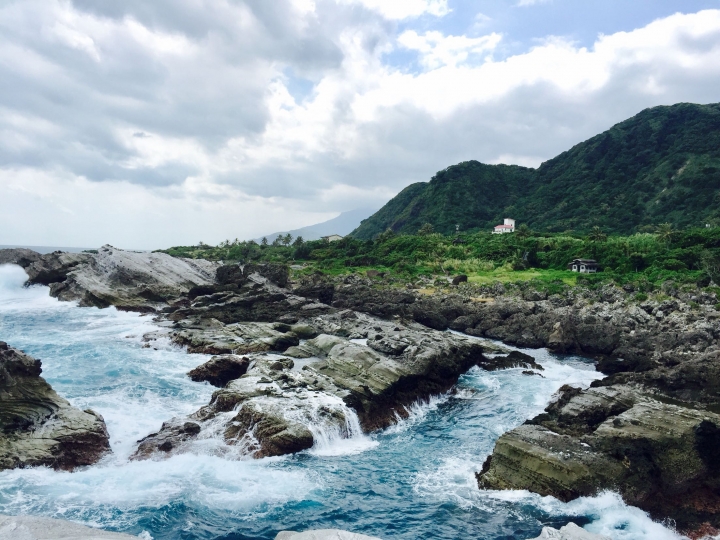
[1,0,719,249]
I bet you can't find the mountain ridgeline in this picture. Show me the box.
[351,102,720,238]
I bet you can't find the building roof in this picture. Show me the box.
[570,259,598,264]
[494,224,514,229]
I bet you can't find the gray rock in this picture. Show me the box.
[0,342,111,471]
[0,514,137,539]
[172,321,299,355]
[275,530,381,540]
[451,274,468,285]
[479,390,720,530]
[527,523,609,540]
[187,355,251,387]
[0,248,41,267]
[25,245,219,311]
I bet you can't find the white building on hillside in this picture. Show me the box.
[492,218,516,234]
[322,234,344,242]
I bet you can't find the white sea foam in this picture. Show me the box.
[0,453,316,530]
[384,393,451,435]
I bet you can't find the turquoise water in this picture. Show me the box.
[0,264,682,540]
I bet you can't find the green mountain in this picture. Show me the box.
[352,102,720,239]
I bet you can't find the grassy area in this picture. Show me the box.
[467,268,578,286]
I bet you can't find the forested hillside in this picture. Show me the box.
[352,102,720,238]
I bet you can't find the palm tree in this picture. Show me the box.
[418,223,434,236]
[656,223,676,246]
[588,226,607,242]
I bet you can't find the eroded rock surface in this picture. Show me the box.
[0,342,110,471]
[478,381,720,531]
[134,313,499,459]
[2,245,219,311]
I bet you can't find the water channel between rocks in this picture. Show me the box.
[0,264,684,540]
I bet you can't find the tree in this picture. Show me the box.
[701,251,720,285]
[293,236,304,246]
[588,226,607,242]
[261,237,268,246]
[418,223,434,236]
[272,235,283,246]
[375,228,396,242]
[515,224,532,238]
[282,233,293,246]
[656,223,676,245]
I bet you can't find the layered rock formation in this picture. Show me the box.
[0,342,110,471]
[6,245,219,311]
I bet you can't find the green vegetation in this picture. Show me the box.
[352,102,720,238]
[160,225,720,290]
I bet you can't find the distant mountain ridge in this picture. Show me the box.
[253,208,377,243]
[351,102,720,238]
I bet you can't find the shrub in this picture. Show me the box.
[661,259,688,271]
[634,293,648,302]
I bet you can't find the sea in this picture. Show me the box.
[0,263,685,540]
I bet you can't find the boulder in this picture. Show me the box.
[0,514,137,539]
[276,530,382,540]
[216,264,246,285]
[243,262,289,288]
[451,274,468,285]
[484,350,544,371]
[0,342,111,471]
[187,355,251,387]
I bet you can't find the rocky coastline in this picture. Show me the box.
[2,246,720,535]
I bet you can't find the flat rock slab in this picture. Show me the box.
[276,530,381,540]
[0,515,136,540]
[528,523,610,540]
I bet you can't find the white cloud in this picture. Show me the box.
[339,0,450,20]
[517,0,551,6]
[398,30,502,69]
